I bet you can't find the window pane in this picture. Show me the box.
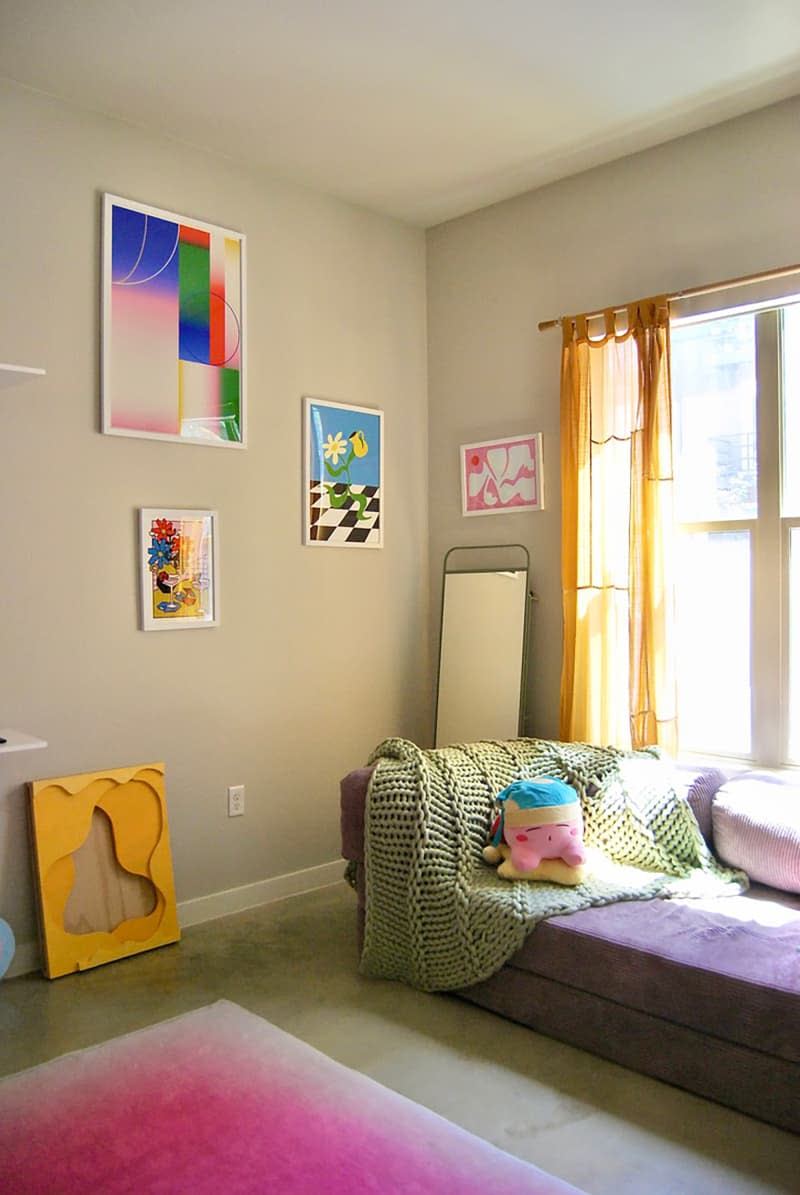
[787,527,800,762]
[781,304,800,516]
[672,315,757,521]
[676,531,751,755]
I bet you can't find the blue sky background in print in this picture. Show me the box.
[310,403,381,486]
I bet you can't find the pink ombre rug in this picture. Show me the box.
[0,1000,585,1194]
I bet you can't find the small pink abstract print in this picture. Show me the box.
[462,434,543,515]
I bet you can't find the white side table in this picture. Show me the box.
[0,728,47,977]
[0,729,47,754]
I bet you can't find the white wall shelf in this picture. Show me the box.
[0,729,48,754]
[0,363,46,386]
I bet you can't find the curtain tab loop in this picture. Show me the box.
[604,309,615,338]
[636,295,670,329]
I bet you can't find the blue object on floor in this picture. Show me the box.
[0,918,15,978]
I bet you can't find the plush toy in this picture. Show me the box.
[483,777,588,885]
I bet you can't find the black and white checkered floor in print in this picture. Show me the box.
[308,482,381,545]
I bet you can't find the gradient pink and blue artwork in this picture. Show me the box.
[103,194,245,445]
[0,1001,584,1194]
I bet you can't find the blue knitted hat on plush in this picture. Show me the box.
[491,777,579,845]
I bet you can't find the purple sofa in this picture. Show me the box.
[341,761,800,1134]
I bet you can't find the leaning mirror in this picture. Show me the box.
[434,544,532,747]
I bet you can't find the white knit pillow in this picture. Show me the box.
[712,775,800,894]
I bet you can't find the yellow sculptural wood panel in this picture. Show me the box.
[28,762,180,978]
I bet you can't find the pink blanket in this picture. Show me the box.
[0,1000,584,1194]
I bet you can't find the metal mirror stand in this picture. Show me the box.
[434,544,533,747]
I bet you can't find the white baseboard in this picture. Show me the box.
[6,937,41,979]
[5,858,344,979]
[177,859,344,928]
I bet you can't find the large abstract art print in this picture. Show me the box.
[102,194,246,447]
[303,397,383,547]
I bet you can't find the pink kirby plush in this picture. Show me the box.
[507,820,585,871]
[483,777,588,885]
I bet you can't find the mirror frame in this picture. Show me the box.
[433,543,533,746]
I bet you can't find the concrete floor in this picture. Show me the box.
[0,881,797,1194]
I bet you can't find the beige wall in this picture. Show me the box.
[5,80,800,967]
[427,96,800,742]
[0,82,429,955]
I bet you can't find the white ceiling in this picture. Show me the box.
[2,1,800,227]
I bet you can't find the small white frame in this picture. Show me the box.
[139,508,219,630]
[460,432,544,516]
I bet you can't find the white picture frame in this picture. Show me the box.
[460,433,544,516]
[103,193,246,448]
[303,397,384,547]
[139,508,220,630]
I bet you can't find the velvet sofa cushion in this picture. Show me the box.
[507,885,800,1062]
[712,774,800,894]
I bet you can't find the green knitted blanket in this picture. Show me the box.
[360,737,746,992]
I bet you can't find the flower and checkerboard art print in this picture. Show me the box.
[304,398,384,548]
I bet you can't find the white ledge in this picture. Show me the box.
[0,729,48,754]
[0,363,46,386]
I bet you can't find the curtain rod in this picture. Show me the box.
[537,261,800,332]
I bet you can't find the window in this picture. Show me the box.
[671,299,800,765]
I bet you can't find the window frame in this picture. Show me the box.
[671,304,798,767]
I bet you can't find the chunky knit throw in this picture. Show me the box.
[361,737,746,992]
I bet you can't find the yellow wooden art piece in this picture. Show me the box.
[28,762,180,978]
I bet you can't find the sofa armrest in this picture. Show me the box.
[340,766,374,863]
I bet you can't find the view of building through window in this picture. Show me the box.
[671,300,800,764]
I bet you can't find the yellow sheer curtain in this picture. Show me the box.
[560,299,677,754]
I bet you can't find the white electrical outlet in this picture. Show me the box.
[227,784,245,817]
